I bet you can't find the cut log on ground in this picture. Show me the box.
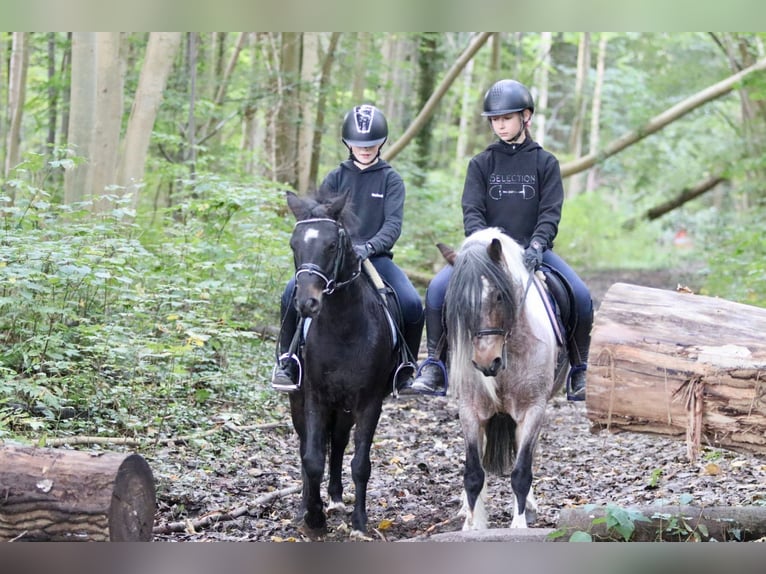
[587,282,766,460]
[556,505,766,542]
[0,443,155,541]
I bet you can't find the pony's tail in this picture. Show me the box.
[482,413,516,475]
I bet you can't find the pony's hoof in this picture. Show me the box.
[298,522,327,540]
[327,500,347,514]
[350,529,373,541]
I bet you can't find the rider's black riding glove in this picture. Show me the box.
[523,239,545,271]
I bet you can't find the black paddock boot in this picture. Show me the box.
[394,312,425,395]
[271,304,302,392]
[407,305,447,396]
[566,299,593,402]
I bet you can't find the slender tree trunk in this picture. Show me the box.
[186,33,199,182]
[455,56,474,170]
[308,33,340,190]
[59,33,72,145]
[274,32,301,189]
[298,32,320,194]
[533,32,552,147]
[117,32,182,210]
[566,32,590,198]
[351,33,370,103]
[5,32,29,185]
[585,34,608,192]
[413,33,441,188]
[46,33,58,152]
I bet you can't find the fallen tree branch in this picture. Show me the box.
[40,421,291,448]
[153,484,302,535]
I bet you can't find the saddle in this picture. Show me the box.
[535,263,577,348]
[361,260,417,392]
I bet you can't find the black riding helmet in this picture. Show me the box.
[481,79,535,117]
[342,104,388,148]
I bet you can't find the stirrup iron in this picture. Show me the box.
[271,352,302,392]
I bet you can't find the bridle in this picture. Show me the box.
[470,270,535,370]
[293,218,361,295]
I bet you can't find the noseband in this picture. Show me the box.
[293,218,360,295]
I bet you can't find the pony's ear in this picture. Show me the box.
[437,242,457,265]
[487,238,504,264]
[325,190,349,221]
[286,191,311,221]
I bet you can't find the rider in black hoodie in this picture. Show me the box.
[271,104,424,393]
[410,79,593,402]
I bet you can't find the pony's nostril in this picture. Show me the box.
[299,297,321,317]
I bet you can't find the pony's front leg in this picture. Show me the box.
[509,405,545,528]
[348,403,382,536]
[301,412,328,535]
[461,427,488,531]
[327,412,353,514]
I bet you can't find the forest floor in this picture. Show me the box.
[149,267,766,542]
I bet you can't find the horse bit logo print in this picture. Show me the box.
[488,172,536,201]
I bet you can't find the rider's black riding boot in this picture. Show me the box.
[394,311,425,393]
[407,304,447,395]
[567,299,593,402]
[271,303,300,392]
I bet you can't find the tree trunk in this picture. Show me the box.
[64,32,98,205]
[0,445,155,541]
[533,32,552,147]
[5,32,29,184]
[587,282,766,461]
[556,505,766,542]
[585,34,608,192]
[566,32,590,198]
[308,33,340,190]
[298,32,320,194]
[274,32,301,189]
[117,32,182,210]
[90,32,124,213]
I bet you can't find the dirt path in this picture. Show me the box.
[151,266,766,542]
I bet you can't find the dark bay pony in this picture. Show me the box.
[283,189,397,537]
[441,227,567,530]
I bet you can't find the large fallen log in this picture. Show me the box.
[556,505,766,542]
[0,443,155,541]
[586,282,766,460]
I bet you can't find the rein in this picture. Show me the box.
[293,218,361,294]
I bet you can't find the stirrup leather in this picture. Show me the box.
[271,352,303,392]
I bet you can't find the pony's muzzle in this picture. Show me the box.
[297,295,321,318]
[471,332,507,377]
[473,357,504,377]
